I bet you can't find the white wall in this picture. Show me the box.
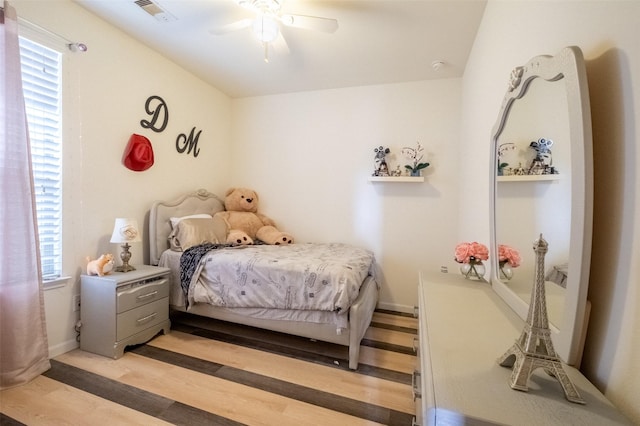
[230,81,462,311]
[460,1,640,422]
[13,0,233,357]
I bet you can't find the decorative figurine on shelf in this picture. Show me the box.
[528,138,557,175]
[402,141,430,177]
[498,234,585,404]
[372,146,391,176]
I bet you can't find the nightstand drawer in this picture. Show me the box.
[116,298,168,340]
[117,277,169,314]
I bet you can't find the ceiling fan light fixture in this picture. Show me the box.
[237,0,282,14]
[252,15,279,43]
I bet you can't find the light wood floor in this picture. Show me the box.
[1,311,417,426]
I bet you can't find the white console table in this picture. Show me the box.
[415,272,632,426]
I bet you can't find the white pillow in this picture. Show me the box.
[168,217,228,251]
[169,213,212,229]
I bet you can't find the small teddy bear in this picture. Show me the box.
[86,253,114,276]
[214,187,293,245]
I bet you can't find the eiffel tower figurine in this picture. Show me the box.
[497,234,585,404]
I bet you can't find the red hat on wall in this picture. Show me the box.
[123,133,154,172]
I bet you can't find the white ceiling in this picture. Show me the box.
[73,0,487,98]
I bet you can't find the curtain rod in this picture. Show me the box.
[2,3,87,52]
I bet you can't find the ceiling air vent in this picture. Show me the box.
[134,0,177,23]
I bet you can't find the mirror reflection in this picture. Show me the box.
[495,77,571,328]
[489,46,593,366]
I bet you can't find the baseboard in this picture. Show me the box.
[49,338,79,358]
[377,301,416,315]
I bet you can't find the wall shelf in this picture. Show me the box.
[368,176,424,182]
[497,174,560,182]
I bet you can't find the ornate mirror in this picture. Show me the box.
[489,46,593,366]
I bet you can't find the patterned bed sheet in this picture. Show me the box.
[183,242,375,314]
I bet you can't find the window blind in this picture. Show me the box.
[19,37,63,280]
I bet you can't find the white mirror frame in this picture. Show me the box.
[489,46,593,366]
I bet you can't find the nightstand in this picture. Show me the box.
[80,264,171,359]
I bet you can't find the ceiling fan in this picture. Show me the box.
[209,0,339,62]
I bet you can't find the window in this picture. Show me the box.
[19,36,63,280]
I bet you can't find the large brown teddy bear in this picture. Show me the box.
[214,187,294,245]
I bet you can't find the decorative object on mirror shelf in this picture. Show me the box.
[372,145,391,177]
[528,138,557,175]
[498,138,559,177]
[401,141,430,177]
[498,235,585,404]
[454,242,488,281]
[497,142,516,176]
[498,244,521,281]
[110,218,142,272]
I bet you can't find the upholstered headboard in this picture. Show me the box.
[149,189,225,265]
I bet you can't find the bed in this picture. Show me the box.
[148,189,379,370]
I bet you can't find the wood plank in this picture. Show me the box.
[0,375,171,426]
[171,316,414,383]
[1,310,417,426]
[146,331,414,414]
[364,326,417,348]
[372,312,419,330]
[358,345,416,375]
[55,350,399,426]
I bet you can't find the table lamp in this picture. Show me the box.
[110,218,141,272]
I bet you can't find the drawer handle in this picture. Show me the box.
[136,312,157,325]
[136,290,158,301]
[413,305,419,318]
[412,416,420,426]
[412,370,422,401]
[413,337,419,353]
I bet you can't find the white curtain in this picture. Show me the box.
[0,0,51,389]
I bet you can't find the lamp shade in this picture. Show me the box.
[110,218,141,244]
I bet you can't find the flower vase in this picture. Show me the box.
[499,261,514,281]
[460,261,486,281]
[410,169,421,177]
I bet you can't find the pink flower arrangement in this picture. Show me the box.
[498,244,521,268]
[454,242,489,264]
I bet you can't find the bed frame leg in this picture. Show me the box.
[348,276,379,370]
[349,345,360,370]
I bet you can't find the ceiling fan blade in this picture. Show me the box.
[280,14,339,33]
[208,18,253,35]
